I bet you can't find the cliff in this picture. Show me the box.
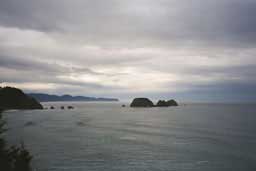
[0,87,43,110]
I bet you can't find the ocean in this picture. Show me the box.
[3,102,256,171]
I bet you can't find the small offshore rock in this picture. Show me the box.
[67,106,74,109]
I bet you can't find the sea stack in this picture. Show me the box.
[156,100,169,107]
[130,98,178,108]
[130,98,154,107]
[156,99,178,107]
[166,99,178,106]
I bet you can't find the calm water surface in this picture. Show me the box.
[3,102,256,171]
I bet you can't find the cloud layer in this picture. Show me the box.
[0,0,256,102]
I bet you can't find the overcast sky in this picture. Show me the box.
[0,0,256,102]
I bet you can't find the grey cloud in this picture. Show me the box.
[0,55,60,73]
[0,66,118,94]
[178,65,256,81]
[0,0,256,48]
[0,55,125,92]
[123,81,256,103]
[0,55,103,75]
[0,55,115,90]
[1,0,256,102]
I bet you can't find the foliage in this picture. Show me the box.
[0,110,33,171]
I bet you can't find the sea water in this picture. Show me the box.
[3,102,256,171]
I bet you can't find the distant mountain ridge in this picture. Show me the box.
[28,93,119,102]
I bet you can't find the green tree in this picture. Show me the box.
[0,109,33,171]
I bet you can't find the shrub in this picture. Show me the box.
[0,110,32,171]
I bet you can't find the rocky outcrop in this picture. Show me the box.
[156,99,178,107]
[0,87,43,110]
[130,98,154,107]
[166,99,178,106]
[67,106,74,109]
[130,98,178,108]
[156,100,169,107]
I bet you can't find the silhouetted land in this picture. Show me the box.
[0,87,43,110]
[28,93,119,102]
[130,98,154,107]
[130,98,178,107]
[156,99,178,107]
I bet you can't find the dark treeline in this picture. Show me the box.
[0,109,32,171]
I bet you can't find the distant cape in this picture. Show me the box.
[27,93,119,102]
